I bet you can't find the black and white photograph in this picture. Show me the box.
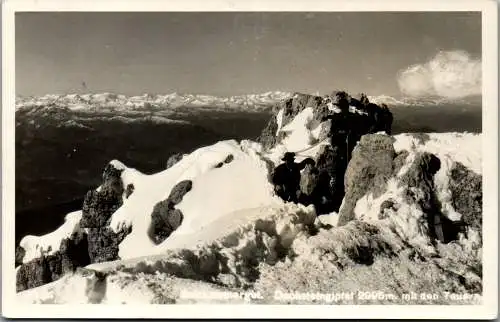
[2,0,498,319]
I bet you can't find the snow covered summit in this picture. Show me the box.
[15,91,482,305]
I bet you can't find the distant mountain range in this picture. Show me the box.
[15,91,293,112]
[15,91,481,113]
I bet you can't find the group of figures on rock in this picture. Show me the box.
[270,91,394,216]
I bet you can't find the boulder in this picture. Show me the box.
[338,134,395,226]
[148,200,184,245]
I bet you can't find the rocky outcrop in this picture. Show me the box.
[15,246,26,267]
[257,116,278,150]
[16,230,90,292]
[87,227,131,263]
[81,163,124,228]
[16,163,130,292]
[79,163,128,263]
[338,134,396,225]
[337,139,470,246]
[148,201,184,245]
[80,190,121,228]
[449,162,482,233]
[259,91,393,215]
[148,180,192,244]
[298,145,347,214]
[166,180,193,205]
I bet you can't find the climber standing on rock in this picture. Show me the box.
[272,152,314,203]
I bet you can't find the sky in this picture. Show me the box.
[16,12,481,97]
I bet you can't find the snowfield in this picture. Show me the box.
[108,139,283,260]
[16,101,483,305]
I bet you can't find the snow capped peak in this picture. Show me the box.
[15,91,294,112]
[367,94,481,107]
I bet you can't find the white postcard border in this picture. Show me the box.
[2,0,498,319]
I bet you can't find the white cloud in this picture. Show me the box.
[397,50,481,99]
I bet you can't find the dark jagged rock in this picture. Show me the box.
[167,180,193,205]
[166,152,184,169]
[87,226,131,263]
[148,200,184,245]
[258,91,392,154]
[258,92,332,149]
[17,159,180,290]
[449,162,482,232]
[257,116,278,150]
[15,246,26,267]
[80,189,122,228]
[147,179,191,245]
[60,230,91,271]
[16,231,90,292]
[80,163,129,263]
[81,163,124,228]
[16,254,57,292]
[338,134,396,226]
[280,93,324,127]
[306,145,346,213]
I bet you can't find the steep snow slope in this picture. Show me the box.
[108,140,283,260]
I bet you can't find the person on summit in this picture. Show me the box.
[272,152,314,203]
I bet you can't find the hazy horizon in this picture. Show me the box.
[16,12,481,98]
